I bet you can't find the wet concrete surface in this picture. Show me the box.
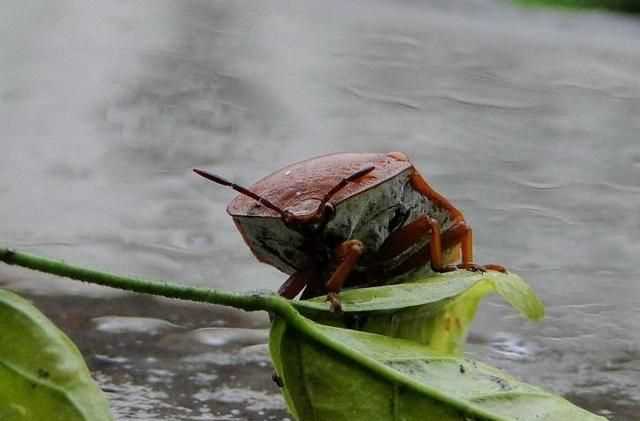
[1,0,639,419]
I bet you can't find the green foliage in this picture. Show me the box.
[0,289,113,421]
[0,248,604,420]
[270,318,606,421]
[295,270,543,354]
[514,0,640,13]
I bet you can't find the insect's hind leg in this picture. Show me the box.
[442,221,505,273]
[409,170,506,273]
[409,170,466,224]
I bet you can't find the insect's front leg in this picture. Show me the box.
[325,240,365,312]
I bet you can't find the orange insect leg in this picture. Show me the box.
[325,240,364,311]
[449,221,506,272]
[378,215,447,271]
[410,170,465,223]
[410,170,506,273]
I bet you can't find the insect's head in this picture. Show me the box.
[193,165,374,235]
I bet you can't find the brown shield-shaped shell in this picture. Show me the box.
[227,153,452,275]
[227,152,412,218]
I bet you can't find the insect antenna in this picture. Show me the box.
[193,168,286,217]
[319,165,375,207]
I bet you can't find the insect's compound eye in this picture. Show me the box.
[323,202,336,221]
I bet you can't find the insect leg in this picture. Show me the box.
[410,170,506,273]
[278,271,307,299]
[378,215,448,271]
[325,240,365,312]
[410,171,477,270]
[378,216,429,260]
[441,220,507,273]
[409,170,466,223]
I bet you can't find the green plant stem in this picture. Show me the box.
[0,247,510,420]
[0,248,280,313]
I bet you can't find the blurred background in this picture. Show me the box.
[1,1,639,419]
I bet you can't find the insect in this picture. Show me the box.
[194,152,505,311]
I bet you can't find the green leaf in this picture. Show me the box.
[0,289,113,421]
[0,249,600,420]
[270,316,605,421]
[293,270,544,354]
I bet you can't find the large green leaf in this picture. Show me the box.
[270,316,605,421]
[293,270,544,354]
[0,289,113,421]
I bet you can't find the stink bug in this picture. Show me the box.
[194,152,504,311]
